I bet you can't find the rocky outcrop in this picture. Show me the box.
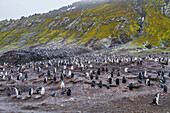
[0,46,93,65]
[0,50,46,65]
[160,1,170,16]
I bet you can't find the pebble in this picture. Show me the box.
[129,98,134,102]
[34,95,42,99]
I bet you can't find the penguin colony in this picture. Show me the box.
[0,53,169,105]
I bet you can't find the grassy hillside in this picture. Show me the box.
[0,0,169,52]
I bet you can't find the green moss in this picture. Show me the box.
[38,30,60,43]
[38,29,49,37]
[27,38,32,43]
[0,0,169,51]
[65,32,76,43]
[97,22,120,39]
[77,28,96,44]
[0,31,11,40]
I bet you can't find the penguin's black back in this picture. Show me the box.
[99,81,102,88]
[90,73,93,80]
[108,78,112,84]
[53,75,56,81]
[60,74,63,80]
[164,85,167,93]
[67,89,71,96]
[116,78,119,85]
[91,81,95,87]
[107,84,110,89]
[122,77,126,83]
[129,83,133,90]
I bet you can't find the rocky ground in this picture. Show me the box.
[0,50,169,112]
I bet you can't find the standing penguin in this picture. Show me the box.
[151,93,160,105]
[138,72,142,79]
[68,70,72,77]
[124,68,128,73]
[61,81,65,89]
[25,73,28,79]
[144,70,147,78]
[95,74,99,80]
[17,75,20,80]
[108,78,112,84]
[53,75,57,81]
[97,68,100,75]
[157,71,161,77]
[53,68,57,73]
[60,74,64,80]
[10,69,13,73]
[33,67,36,71]
[98,81,102,88]
[8,75,13,81]
[63,65,67,70]
[29,88,33,96]
[165,58,168,65]
[67,89,71,96]
[14,88,19,96]
[5,72,8,76]
[40,87,45,95]
[44,77,47,83]
[62,70,66,75]
[122,76,126,83]
[89,64,93,68]
[71,65,74,71]
[18,67,22,72]
[91,81,95,87]
[106,67,108,72]
[90,73,93,80]
[71,72,74,78]
[111,72,113,77]
[81,64,84,71]
[47,70,50,76]
[37,67,41,72]
[145,79,150,86]
[129,83,133,90]
[116,78,120,85]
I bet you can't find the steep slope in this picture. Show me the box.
[0,0,169,52]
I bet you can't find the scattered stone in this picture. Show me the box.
[129,98,134,102]
[34,95,42,99]
[22,105,39,110]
